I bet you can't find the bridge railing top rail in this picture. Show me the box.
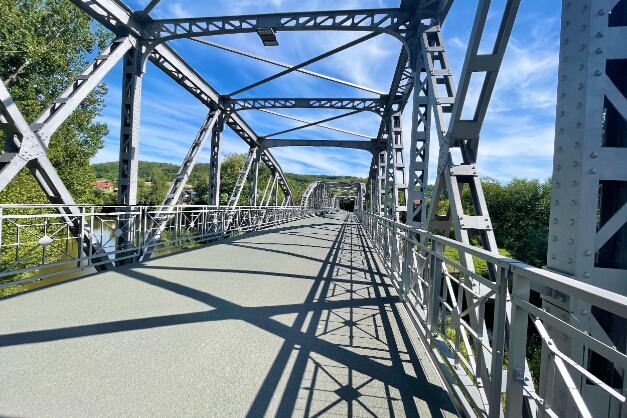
[356,209,627,418]
[0,205,314,292]
[357,209,627,318]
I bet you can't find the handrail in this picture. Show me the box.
[355,209,627,418]
[0,205,315,289]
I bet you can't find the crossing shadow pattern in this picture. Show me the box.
[0,213,456,417]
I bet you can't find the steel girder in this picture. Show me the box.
[544,2,627,417]
[248,147,260,206]
[384,112,407,222]
[260,139,377,153]
[147,8,425,51]
[222,98,390,115]
[69,0,294,202]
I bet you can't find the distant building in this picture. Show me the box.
[92,181,114,192]
[180,189,197,203]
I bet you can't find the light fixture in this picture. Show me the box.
[257,28,279,46]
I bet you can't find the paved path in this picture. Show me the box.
[1,213,456,417]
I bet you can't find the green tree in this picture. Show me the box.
[0,0,111,205]
[139,169,169,206]
[461,177,551,267]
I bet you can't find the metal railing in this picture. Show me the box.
[0,205,314,289]
[356,209,627,418]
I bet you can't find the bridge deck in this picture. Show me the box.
[1,213,456,417]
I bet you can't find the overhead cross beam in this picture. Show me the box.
[222,98,389,114]
[148,8,423,49]
[260,139,377,153]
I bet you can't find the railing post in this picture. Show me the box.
[505,270,531,417]
[427,239,444,343]
[488,266,510,418]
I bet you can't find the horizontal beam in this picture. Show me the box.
[260,139,377,152]
[149,8,420,47]
[223,97,390,114]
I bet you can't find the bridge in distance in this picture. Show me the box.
[1,0,627,417]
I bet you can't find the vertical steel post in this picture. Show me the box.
[248,147,260,206]
[208,113,225,206]
[546,2,627,417]
[384,112,407,222]
[117,44,143,206]
[407,40,431,230]
[117,44,143,265]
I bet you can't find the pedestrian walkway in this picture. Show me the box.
[1,212,457,417]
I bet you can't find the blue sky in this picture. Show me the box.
[92,0,561,183]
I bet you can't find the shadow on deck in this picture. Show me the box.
[1,213,457,417]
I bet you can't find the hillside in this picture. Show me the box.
[92,161,367,204]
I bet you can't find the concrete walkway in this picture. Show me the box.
[1,213,457,417]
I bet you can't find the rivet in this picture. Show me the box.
[561,92,566,98]
[557,146,563,152]
[583,272,591,279]
[570,219,575,225]
[546,306,551,312]
[579,63,585,70]
[598,9,604,15]
[563,39,569,45]
[555,200,560,206]
[567,258,573,263]
[581,5,587,12]
[562,56,568,62]
[590,168,597,174]
[563,334,568,340]
[571,200,577,206]
[569,239,574,244]
[585,250,592,256]
[596,31,604,38]
[551,254,556,259]
[595,70,602,76]
[573,161,578,167]
[559,111,565,116]
[596,48,603,54]
[581,25,586,31]
[553,218,559,224]
[558,128,564,134]
[581,309,589,315]
[590,152,597,158]
[575,123,581,128]
[556,182,561,188]
[565,20,570,26]
[576,103,582,109]
[577,83,584,90]
[565,2,570,8]
[580,44,586,51]
[552,236,558,241]
[574,142,580,148]
[561,75,567,81]
[556,165,562,171]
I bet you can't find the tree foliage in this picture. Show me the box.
[0,0,111,205]
[439,177,551,268]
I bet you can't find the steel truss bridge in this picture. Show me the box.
[1,0,627,417]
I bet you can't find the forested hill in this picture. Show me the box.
[92,161,367,191]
